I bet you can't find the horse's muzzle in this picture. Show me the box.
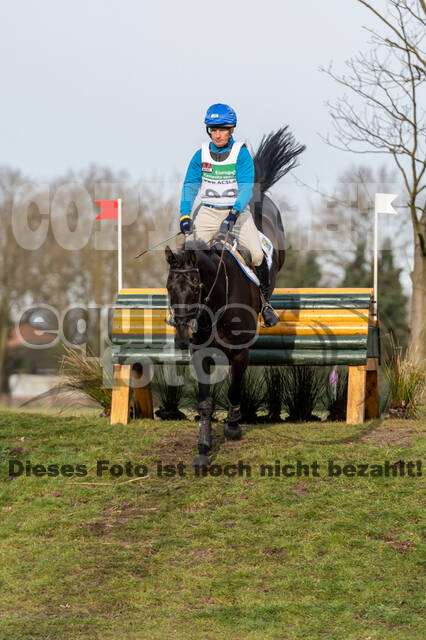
[174,318,197,350]
[174,325,191,350]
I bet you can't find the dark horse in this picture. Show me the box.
[165,127,305,467]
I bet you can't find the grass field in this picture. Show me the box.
[0,408,424,640]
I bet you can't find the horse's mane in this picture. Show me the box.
[253,126,306,193]
[175,240,220,266]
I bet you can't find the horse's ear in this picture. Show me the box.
[165,245,176,265]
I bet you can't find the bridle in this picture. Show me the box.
[167,239,230,333]
[167,267,203,330]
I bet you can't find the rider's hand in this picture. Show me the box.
[219,209,239,234]
[180,216,193,235]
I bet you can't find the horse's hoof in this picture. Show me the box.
[192,454,211,468]
[224,423,242,440]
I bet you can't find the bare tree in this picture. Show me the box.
[309,164,410,284]
[321,0,425,362]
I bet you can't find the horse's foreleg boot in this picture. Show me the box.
[227,403,241,424]
[192,453,211,469]
[224,403,242,440]
[197,396,213,453]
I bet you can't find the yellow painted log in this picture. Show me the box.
[119,287,373,296]
[112,324,368,337]
[272,310,369,322]
[258,324,369,336]
[114,308,369,322]
[120,288,168,294]
[112,309,369,333]
[273,288,373,295]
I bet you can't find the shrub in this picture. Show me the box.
[383,335,425,419]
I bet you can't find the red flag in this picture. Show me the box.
[95,199,119,220]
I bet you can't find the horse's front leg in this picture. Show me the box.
[224,349,249,440]
[192,350,213,467]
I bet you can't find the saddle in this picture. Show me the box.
[210,231,274,272]
[210,235,253,268]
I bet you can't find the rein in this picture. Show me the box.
[204,235,229,305]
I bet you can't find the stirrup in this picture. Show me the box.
[261,303,279,328]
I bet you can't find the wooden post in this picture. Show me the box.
[347,364,367,424]
[110,364,131,425]
[132,364,154,419]
[365,357,380,419]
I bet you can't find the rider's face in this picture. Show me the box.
[209,127,234,148]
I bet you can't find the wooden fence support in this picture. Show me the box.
[132,364,154,419]
[347,364,367,424]
[110,364,131,425]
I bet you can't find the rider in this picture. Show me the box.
[179,103,278,327]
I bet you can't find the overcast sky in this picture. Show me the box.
[0,0,392,192]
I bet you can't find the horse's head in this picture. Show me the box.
[165,246,201,350]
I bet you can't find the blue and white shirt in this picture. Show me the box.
[180,136,254,218]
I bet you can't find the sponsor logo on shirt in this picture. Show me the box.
[202,162,213,173]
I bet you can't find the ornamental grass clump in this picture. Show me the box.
[383,336,425,419]
[322,367,349,421]
[239,367,266,423]
[58,345,112,414]
[281,365,324,422]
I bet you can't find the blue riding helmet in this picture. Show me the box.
[204,103,237,127]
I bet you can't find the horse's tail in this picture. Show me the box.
[253,126,306,193]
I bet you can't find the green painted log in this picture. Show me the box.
[114,293,372,310]
[111,347,191,365]
[110,335,368,352]
[367,325,381,360]
[270,299,371,310]
[248,350,367,365]
[111,336,173,345]
[111,346,367,366]
[251,335,367,350]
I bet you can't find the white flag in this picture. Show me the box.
[375,193,398,215]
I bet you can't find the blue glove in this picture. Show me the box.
[180,216,193,235]
[219,209,239,234]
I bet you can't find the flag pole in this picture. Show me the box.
[117,198,122,293]
[373,192,398,323]
[373,204,378,322]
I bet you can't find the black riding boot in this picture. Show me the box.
[255,257,279,327]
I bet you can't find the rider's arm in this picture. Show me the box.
[180,149,202,219]
[234,146,254,214]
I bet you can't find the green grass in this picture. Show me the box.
[0,409,424,640]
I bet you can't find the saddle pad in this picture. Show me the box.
[224,247,260,286]
[259,232,274,271]
[213,230,274,285]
